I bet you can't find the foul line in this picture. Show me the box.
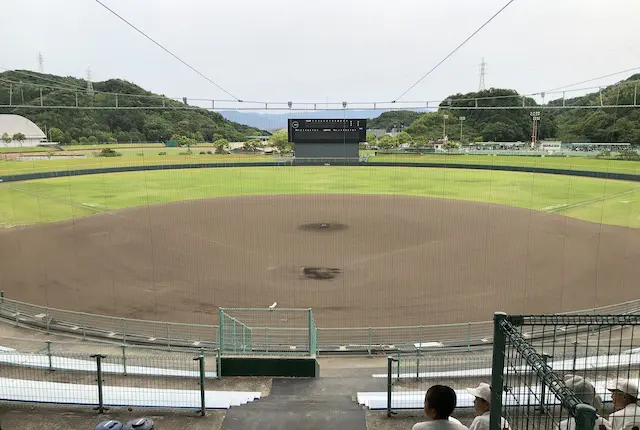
[541,188,639,214]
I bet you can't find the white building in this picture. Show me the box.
[0,114,47,147]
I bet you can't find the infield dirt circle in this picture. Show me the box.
[1,194,639,328]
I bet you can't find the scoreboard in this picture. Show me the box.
[288,119,367,144]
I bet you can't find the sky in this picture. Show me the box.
[2,0,639,109]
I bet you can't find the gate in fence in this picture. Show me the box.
[218,307,317,357]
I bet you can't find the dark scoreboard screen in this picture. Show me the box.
[288,119,367,144]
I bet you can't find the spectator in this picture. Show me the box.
[95,421,123,430]
[560,375,611,430]
[465,383,511,430]
[413,385,469,430]
[608,380,640,430]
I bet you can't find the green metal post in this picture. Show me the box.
[121,344,127,376]
[166,322,171,348]
[308,309,314,356]
[45,340,53,371]
[216,348,221,379]
[92,354,107,414]
[45,308,50,333]
[367,327,372,357]
[0,290,4,304]
[122,318,127,345]
[490,313,507,430]
[387,357,397,417]
[467,322,471,351]
[266,327,269,354]
[574,403,597,430]
[218,308,224,355]
[194,348,206,417]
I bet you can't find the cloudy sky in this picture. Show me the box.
[2,0,639,107]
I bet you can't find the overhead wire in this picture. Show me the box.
[544,66,640,93]
[92,0,242,102]
[393,0,517,102]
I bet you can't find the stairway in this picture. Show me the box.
[221,378,367,430]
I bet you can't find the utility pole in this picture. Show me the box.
[530,111,541,149]
[442,115,449,142]
[459,117,466,144]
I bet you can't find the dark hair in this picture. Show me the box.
[425,385,457,419]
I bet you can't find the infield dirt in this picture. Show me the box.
[1,194,639,328]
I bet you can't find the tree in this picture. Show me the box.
[378,134,397,150]
[366,132,378,145]
[1,132,11,145]
[396,131,413,146]
[243,139,264,152]
[215,138,229,154]
[12,133,25,147]
[49,127,65,143]
[268,129,289,153]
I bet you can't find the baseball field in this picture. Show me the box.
[0,157,638,330]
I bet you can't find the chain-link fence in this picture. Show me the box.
[219,307,316,356]
[491,314,640,430]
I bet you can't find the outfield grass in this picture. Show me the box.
[60,143,165,151]
[1,166,638,228]
[370,154,640,175]
[0,146,56,154]
[1,151,638,176]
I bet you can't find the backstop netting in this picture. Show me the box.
[491,313,640,430]
[218,307,316,356]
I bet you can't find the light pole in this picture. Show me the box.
[530,111,541,149]
[443,115,449,142]
[459,116,466,144]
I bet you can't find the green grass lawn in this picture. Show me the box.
[370,154,640,175]
[1,151,638,176]
[0,146,56,154]
[1,166,638,228]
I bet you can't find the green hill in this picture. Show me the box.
[367,110,422,131]
[550,74,640,145]
[371,78,639,145]
[0,70,263,144]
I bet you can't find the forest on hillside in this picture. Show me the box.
[370,75,640,146]
[0,70,263,144]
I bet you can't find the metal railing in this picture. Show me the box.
[2,294,640,355]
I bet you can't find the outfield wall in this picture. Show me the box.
[1,160,639,183]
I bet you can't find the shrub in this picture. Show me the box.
[199,151,207,155]
[207,151,213,155]
[95,148,121,157]
[158,152,167,155]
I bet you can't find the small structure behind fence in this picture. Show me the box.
[218,307,317,356]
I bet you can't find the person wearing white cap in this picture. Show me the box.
[607,379,640,430]
[560,375,611,430]
[465,383,511,430]
[412,385,469,430]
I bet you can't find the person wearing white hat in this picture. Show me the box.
[607,380,640,430]
[465,383,511,430]
[560,375,611,430]
[412,385,469,430]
